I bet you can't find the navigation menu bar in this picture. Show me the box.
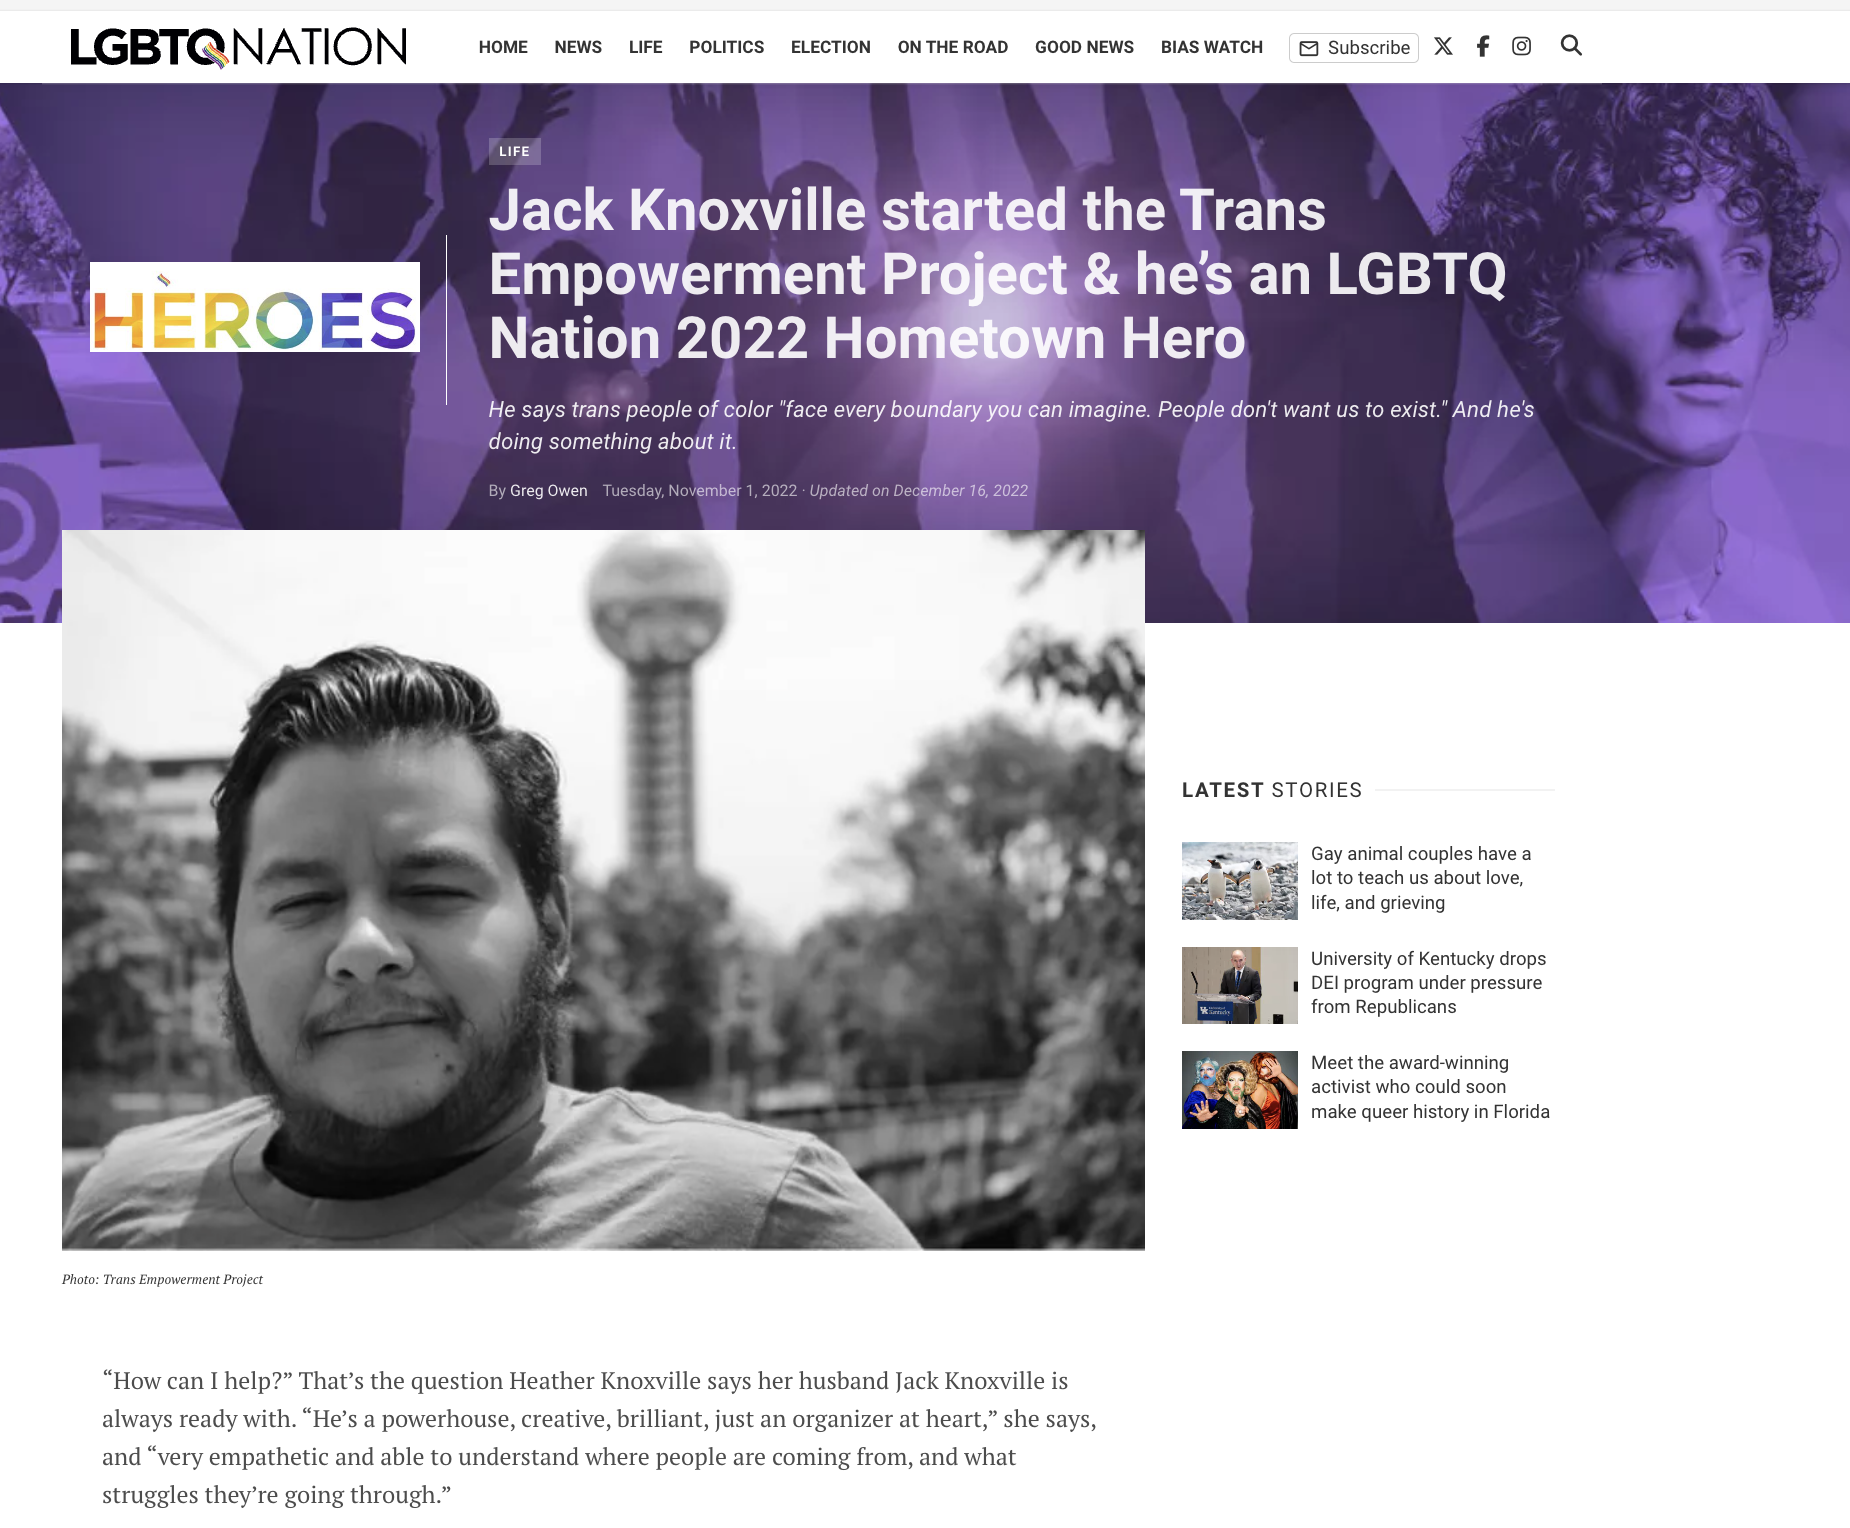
[5,11,1836,82]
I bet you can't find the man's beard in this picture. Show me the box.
[223,951,567,1170]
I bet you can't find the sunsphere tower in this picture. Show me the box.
[588,534,731,875]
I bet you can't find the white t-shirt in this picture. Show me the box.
[63,1085,919,1250]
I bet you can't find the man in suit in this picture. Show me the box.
[1219,949,1262,1022]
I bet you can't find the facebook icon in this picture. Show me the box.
[1476,35,1491,56]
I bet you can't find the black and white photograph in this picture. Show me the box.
[61,529,1144,1249]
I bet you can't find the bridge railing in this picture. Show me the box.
[749,1081,1031,1242]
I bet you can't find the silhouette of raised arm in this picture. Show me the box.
[422,85,570,319]
[872,84,934,260]
[1103,83,1162,185]
[659,84,763,404]
[437,84,574,399]
[1002,84,1072,202]
[234,84,325,260]
[1172,84,1262,211]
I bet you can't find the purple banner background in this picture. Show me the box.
[4,81,1847,621]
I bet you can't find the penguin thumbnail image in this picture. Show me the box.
[1182,842,1298,921]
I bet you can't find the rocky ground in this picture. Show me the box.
[1182,862,1299,921]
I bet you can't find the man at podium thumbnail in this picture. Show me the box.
[1219,949,1261,1022]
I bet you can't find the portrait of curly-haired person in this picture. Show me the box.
[1441,84,1835,621]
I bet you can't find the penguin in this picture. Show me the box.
[1202,858,1227,907]
[1249,858,1272,907]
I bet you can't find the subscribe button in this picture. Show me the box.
[1290,34,1419,60]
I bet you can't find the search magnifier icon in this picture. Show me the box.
[1561,33,1582,55]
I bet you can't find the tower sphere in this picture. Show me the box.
[588,534,731,669]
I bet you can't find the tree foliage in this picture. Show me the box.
[0,128,81,306]
[783,716,1075,1088]
[569,867,735,1092]
[774,532,1146,1245]
[1002,633,1145,1248]
[62,720,224,1082]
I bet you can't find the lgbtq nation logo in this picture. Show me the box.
[89,263,421,352]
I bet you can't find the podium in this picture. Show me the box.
[1195,996,1256,1023]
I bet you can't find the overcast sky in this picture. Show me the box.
[64,531,1142,943]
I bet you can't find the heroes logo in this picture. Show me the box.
[89,263,420,353]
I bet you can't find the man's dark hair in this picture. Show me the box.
[1439,84,1834,362]
[212,647,563,939]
